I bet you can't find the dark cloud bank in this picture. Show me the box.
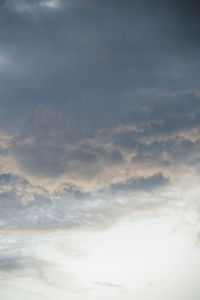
[0,0,199,230]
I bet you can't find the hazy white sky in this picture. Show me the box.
[1,183,200,299]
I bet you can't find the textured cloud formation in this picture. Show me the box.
[0,172,168,230]
[0,0,199,232]
[0,2,200,299]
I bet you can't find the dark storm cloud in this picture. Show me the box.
[0,0,198,115]
[11,144,123,179]
[168,0,200,24]
[109,173,169,194]
[0,0,200,229]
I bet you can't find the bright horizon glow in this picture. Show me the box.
[69,216,199,300]
[1,210,199,300]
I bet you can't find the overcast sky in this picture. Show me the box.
[0,0,200,299]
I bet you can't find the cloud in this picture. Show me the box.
[0,255,43,272]
[109,173,169,194]
[40,0,60,9]
[0,0,199,233]
[0,171,169,230]
[0,3,200,299]
[2,0,61,12]
[94,281,125,290]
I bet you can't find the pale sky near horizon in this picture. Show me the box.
[1,0,200,299]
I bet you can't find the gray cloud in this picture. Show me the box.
[0,255,43,272]
[94,281,125,289]
[109,173,169,194]
[0,171,168,230]
[0,0,199,232]
[0,3,200,300]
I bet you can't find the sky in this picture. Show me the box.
[0,0,200,299]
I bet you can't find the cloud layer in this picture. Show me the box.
[0,0,199,231]
[1,2,200,300]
